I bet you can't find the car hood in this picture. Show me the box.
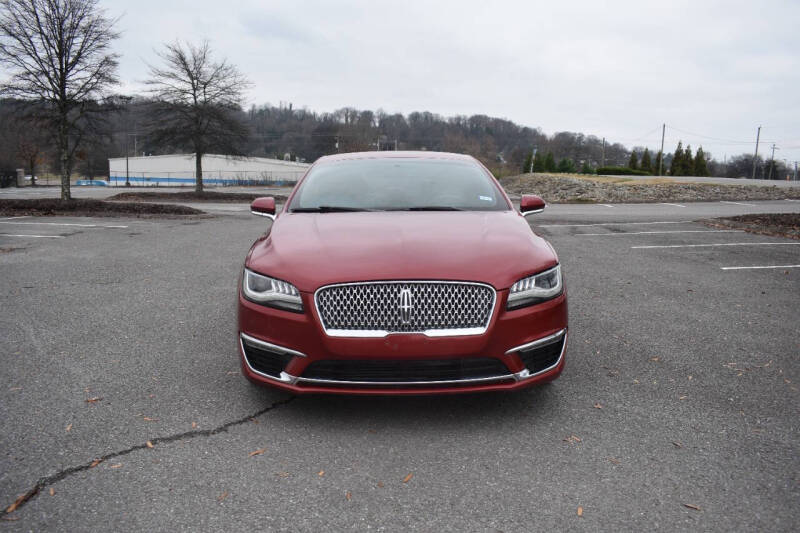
[246,211,558,292]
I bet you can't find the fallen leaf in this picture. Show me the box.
[145,441,154,449]
[85,397,103,403]
[89,459,103,468]
[377,481,384,488]
[679,396,688,400]
[249,448,267,457]
[226,371,238,375]
[110,463,122,469]
[403,473,413,483]
[593,403,603,409]
[217,491,228,502]
[65,423,72,432]
[563,435,582,444]
[684,503,701,511]
[672,441,682,448]
[250,418,260,424]
[318,470,325,477]
[49,488,55,496]
[9,386,22,391]
[688,375,693,380]
[6,492,28,513]
[345,491,352,501]
[191,422,197,429]
[143,417,158,422]
[577,506,583,517]
[650,357,660,362]
[148,394,155,398]
[277,472,289,478]
[608,457,621,465]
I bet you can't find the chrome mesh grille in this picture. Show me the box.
[315,282,495,336]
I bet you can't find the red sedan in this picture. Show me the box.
[238,151,567,394]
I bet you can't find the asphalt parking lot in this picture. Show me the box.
[1,199,798,531]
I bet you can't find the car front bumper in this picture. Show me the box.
[237,289,567,395]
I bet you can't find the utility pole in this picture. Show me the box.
[394,139,398,151]
[751,126,761,180]
[767,144,778,180]
[601,137,606,167]
[794,161,798,181]
[528,146,537,173]
[658,123,665,176]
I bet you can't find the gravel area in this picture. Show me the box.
[500,174,800,203]
[0,198,205,217]
[702,213,800,240]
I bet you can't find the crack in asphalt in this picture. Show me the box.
[1,396,295,518]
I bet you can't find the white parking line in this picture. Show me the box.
[632,242,800,249]
[539,220,694,228]
[0,216,29,220]
[719,201,756,207]
[785,199,800,202]
[721,265,800,270]
[0,233,64,238]
[660,203,686,208]
[578,230,741,236]
[598,204,615,208]
[0,221,128,228]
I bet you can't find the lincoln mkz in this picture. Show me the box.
[238,151,567,394]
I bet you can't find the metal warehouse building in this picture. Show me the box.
[107,154,310,187]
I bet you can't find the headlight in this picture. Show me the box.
[242,268,303,312]
[507,265,563,310]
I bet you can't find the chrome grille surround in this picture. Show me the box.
[314,281,497,338]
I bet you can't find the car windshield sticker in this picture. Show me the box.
[479,195,492,201]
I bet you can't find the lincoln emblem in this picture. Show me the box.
[398,288,414,323]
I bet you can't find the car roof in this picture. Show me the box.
[316,151,477,163]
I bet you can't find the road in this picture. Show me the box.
[1,200,798,531]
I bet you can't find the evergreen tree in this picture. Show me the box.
[532,151,545,172]
[683,145,693,176]
[640,148,652,174]
[670,142,684,176]
[522,150,533,173]
[653,151,664,175]
[544,152,556,172]
[694,146,709,176]
[628,151,638,170]
[557,158,576,173]
[580,161,594,174]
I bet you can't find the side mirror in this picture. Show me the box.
[251,197,276,220]
[520,194,546,216]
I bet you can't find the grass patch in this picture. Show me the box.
[0,198,205,217]
[108,191,287,203]
[702,213,800,240]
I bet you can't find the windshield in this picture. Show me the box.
[288,158,510,212]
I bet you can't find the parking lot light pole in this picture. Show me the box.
[125,132,130,187]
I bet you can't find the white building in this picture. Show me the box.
[107,153,310,187]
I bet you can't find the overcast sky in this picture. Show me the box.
[105,0,800,164]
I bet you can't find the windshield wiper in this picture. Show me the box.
[291,206,372,213]
[403,206,463,211]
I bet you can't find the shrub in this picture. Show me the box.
[596,166,650,176]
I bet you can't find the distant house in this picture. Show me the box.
[107,153,310,187]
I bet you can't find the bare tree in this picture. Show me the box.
[145,41,250,192]
[15,119,47,186]
[0,0,119,199]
